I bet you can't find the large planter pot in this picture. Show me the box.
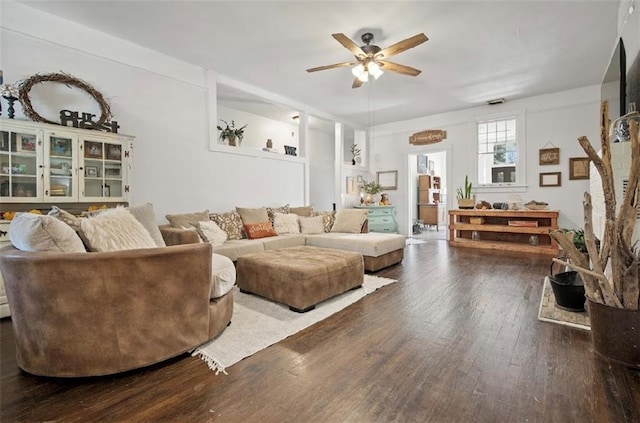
[587,299,640,369]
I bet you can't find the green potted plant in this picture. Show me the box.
[361,179,382,205]
[456,175,474,209]
[217,119,247,147]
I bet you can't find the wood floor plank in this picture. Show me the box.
[1,241,639,422]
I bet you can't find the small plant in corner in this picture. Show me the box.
[217,119,247,146]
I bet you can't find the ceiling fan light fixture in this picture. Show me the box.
[358,70,369,83]
[352,63,365,78]
[368,62,383,79]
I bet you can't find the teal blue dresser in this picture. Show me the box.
[355,206,398,233]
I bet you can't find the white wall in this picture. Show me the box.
[373,86,600,235]
[1,2,307,220]
[308,127,335,211]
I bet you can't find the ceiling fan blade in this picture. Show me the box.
[332,33,366,58]
[378,60,422,76]
[376,33,428,59]
[352,77,363,89]
[306,61,357,72]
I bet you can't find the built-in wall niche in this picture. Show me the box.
[343,125,367,167]
[214,83,303,161]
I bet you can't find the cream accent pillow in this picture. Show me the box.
[9,213,86,253]
[330,209,368,233]
[80,207,157,252]
[273,212,300,234]
[235,207,269,224]
[299,215,325,234]
[197,220,228,246]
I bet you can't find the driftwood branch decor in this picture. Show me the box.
[550,101,639,310]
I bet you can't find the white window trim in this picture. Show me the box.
[474,108,528,193]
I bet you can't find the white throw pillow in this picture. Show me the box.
[273,212,300,234]
[197,220,228,246]
[79,207,157,252]
[330,209,368,233]
[9,213,86,253]
[299,215,325,234]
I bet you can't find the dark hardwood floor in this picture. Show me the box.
[1,241,639,422]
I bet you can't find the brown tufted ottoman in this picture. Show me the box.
[236,246,364,312]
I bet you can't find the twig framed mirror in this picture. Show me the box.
[377,170,398,190]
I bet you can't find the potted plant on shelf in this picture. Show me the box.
[217,119,247,147]
[550,101,639,368]
[350,144,361,165]
[456,175,475,209]
[361,179,382,205]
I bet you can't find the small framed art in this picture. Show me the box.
[85,166,98,177]
[51,137,72,157]
[539,172,561,187]
[539,147,560,165]
[569,157,590,180]
[17,134,37,152]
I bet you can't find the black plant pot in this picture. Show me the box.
[549,263,585,312]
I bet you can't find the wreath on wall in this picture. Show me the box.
[18,72,112,125]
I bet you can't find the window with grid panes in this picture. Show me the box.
[477,117,518,185]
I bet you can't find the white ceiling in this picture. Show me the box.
[18,1,621,127]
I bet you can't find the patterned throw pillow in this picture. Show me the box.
[314,210,336,233]
[266,204,290,224]
[273,212,300,234]
[210,211,245,240]
[243,221,277,240]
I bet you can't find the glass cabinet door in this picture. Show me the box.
[44,131,77,201]
[0,128,41,201]
[81,138,125,200]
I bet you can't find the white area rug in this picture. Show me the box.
[193,275,397,374]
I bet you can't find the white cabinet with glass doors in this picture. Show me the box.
[0,118,133,203]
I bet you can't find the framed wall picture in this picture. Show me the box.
[569,157,590,180]
[539,147,560,165]
[17,134,37,152]
[85,141,103,159]
[346,176,357,194]
[50,137,72,157]
[539,172,561,187]
[377,170,398,190]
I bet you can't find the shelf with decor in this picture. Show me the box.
[448,209,559,255]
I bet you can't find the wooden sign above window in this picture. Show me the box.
[409,129,446,145]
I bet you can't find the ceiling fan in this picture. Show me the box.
[307,32,428,88]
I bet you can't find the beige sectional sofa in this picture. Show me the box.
[160,207,406,272]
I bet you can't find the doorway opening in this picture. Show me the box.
[408,150,448,241]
